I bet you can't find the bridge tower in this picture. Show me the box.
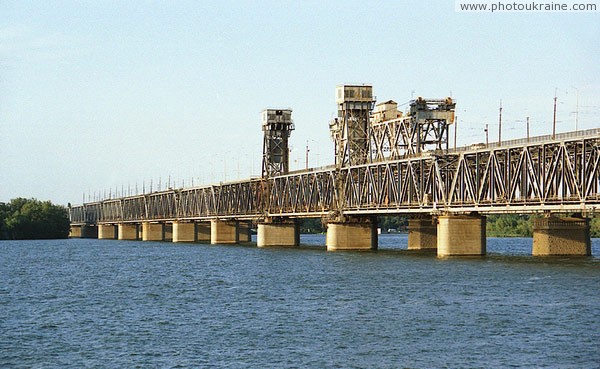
[326,85,378,251]
[261,108,294,178]
[329,85,375,167]
[259,109,299,247]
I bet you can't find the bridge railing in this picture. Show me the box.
[449,127,600,153]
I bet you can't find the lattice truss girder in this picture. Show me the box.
[331,107,372,167]
[263,132,290,177]
[70,136,600,223]
[370,115,451,161]
[267,171,338,215]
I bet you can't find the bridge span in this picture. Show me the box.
[70,85,600,257]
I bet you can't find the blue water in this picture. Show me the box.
[1,235,599,368]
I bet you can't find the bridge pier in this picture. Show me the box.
[173,221,196,243]
[70,224,98,238]
[211,219,239,244]
[533,216,591,256]
[118,223,139,241]
[257,220,299,247]
[326,217,378,251]
[142,222,164,241]
[98,224,117,239]
[437,214,486,257]
[408,216,437,250]
[69,225,82,238]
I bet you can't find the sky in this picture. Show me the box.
[1,0,599,205]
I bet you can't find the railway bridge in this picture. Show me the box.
[70,85,600,256]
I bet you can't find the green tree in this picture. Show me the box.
[378,216,408,232]
[1,198,70,240]
[486,214,532,237]
[0,202,10,238]
[299,218,325,233]
[590,217,600,238]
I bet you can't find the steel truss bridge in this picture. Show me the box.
[70,128,600,225]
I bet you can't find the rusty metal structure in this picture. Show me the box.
[329,85,375,167]
[70,86,600,226]
[262,109,294,177]
[71,129,600,224]
[370,97,455,161]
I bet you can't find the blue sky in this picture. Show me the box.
[1,0,598,205]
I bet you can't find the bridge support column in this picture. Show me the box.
[257,220,299,247]
[211,220,239,244]
[197,222,211,242]
[408,216,437,250]
[533,216,591,256]
[142,222,164,241]
[82,225,98,238]
[326,218,378,251]
[70,225,82,238]
[238,221,252,243]
[118,223,139,240]
[70,225,96,238]
[437,214,486,257]
[98,224,117,239]
[173,222,196,243]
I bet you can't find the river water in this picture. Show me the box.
[1,235,599,368]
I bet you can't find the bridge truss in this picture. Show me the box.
[70,129,600,224]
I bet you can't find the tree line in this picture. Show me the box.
[2,197,598,239]
[486,214,600,238]
[0,198,70,240]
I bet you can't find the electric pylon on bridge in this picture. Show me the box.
[262,108,294,177]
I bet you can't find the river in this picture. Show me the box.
[1,235,599,368]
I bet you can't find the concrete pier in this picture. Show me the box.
[98,224,117,239]
[173,221,196,243]
[118,223,139,240]
[326,218,378,251]
[70,225,82,238]
[70,225,97,238]
[211,219,239,244]
[437,214,486,257]
[142,222,164,241]
[533,216,591,256]
[257,221,299,247]
[408,217,437,250]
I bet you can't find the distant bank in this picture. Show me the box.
[301,215,600,238]
[1,200,598,240]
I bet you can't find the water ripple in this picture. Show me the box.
[0,238,599,368]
